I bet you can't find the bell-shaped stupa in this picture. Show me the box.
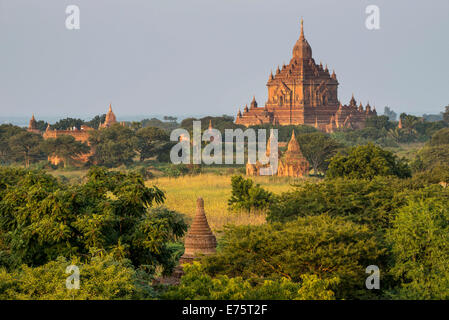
[179,197,217,264]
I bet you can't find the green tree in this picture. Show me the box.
[88,124,138,167]
[0,253,155,300]
[136,127,172,162]
[414,145,449,170]
[201,215,384,299]
[0,167,186,273]
[297,132,342,174]
[228,175,273,213]
[52,118,85,130]
[326,143,411,180]
[428,127,449,146]
[267,176,408,229]
[41,135,90,168]
[8,131,44,167]
[0,124,24,164]
[35,120,49,132]
[162,262,338,300]
[85,114,106,129]
[387,195,449,299]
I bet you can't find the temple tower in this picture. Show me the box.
[27,114,40,134]
[100,104,118,128]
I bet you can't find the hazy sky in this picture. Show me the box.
[0,0,448,120]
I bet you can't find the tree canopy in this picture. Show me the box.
[326,143,411,180]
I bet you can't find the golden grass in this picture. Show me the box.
[149,174,312,232]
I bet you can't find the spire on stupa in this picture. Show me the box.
[287,130,300,153]
[250,96,258,108]
[28,114,37,130]
[349,93,357,107]
[292,18,312,60]
[100,103,117,128]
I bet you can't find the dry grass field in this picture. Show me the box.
[46,168,318,231]
[149,173,315,232]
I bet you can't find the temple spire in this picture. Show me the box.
[300,18,304,40]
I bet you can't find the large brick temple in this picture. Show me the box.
[235,19,377,133]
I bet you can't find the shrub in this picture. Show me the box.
[162,262,338,300]
[201,215,384,299]
[387,194,449,299]
[326,143,411,180]
[228,175,273,212]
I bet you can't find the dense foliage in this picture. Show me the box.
[0,167,187,274]
[41,135,90,168]
[296,132,342,174]
[228,175,273,212]
[162,262,338,300]
[200,215,384,299]
[267,177,408,228]
[387,193,449,299]
[326,143,411,180]
[0,253,155,300]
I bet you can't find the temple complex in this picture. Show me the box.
[235,19,376,133]
[28,104,119,165]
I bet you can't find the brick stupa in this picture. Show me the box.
[179,197,217,264]
[277,130,310,177]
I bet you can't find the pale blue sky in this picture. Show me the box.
[0,0,448,120]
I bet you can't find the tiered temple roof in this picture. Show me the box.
[235,19,377,132]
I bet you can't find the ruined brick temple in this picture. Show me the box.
[28,104,120,165]
[235,19,377,133]
[246,130,310,177]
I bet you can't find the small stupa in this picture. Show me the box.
[179,197,217,264]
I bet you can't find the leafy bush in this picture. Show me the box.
[0,253,155,300]
[387,194,449,299]
[162,262,338,300]
[228,175,273,212]
[267,177,407,229]
[326,143,411,180]
[0,167,187,275]
[201,215,385,299]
